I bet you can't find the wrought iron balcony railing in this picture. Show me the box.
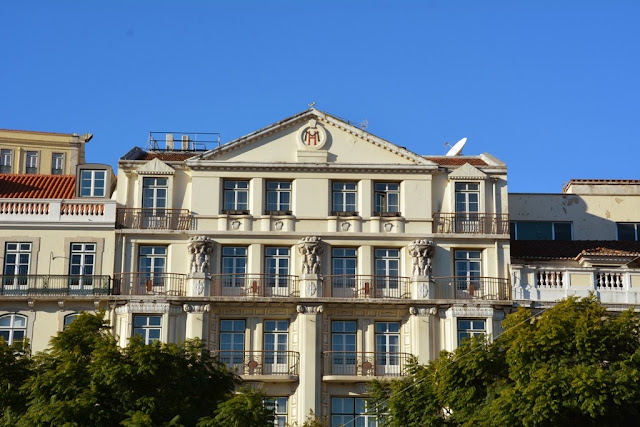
[433,212,509,234]
[432,276,510,300]
[212,350,300,377]
[116,208,192,230]
[322,351,412,377]
[112,272,186,296]
[322,275,410,299]
[211,274,299,297]
[0,275,111,296]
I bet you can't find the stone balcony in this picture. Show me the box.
[0,275,111,296]
[0,199,116,226]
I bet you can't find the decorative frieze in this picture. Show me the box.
[447,306,495,318]
[115,302,181,315]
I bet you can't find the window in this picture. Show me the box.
[264,397,288,427]
[510,221,572,240]
[221,247,247,295]
[0,149,11,173]
[331,248,357,297]
[455,182,479,232]
[331,321,356,375]
[80,170,106,197]
[69,243,96,293]
[220,319,245,370]
[374,249,400,298]
[454,250,482,298]
[265,247,290,296]
[374,182,400,216]
[2,242,31,294]
[142,177,168,211]
[266,181,291,214]
[133,315,162,344]
[51,153,64,175]
[63,313,79,329]
[264,320,288,374]
[25,151,38,174]
[617,223,640,241]
[332,182,358,215]
[375,322,400,375]
[458,319,485,344]
[0,314,27,344]
[223,180,249,214]
[331,397,378,427]
[138,246,167,294]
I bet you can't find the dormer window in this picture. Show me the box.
[25,151,38,174]
[80,170,106,197]
[52,153,64,175]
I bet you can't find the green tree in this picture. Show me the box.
[370,297,640,427]
[0,339,32,425]
[16,311,238,426]
[197,386,274,427]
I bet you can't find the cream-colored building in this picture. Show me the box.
[510,179,640,307]
[0,129,92,175]
[111,109,511,425]
[0,165,117,352]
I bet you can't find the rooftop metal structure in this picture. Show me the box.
[148,132,221,152]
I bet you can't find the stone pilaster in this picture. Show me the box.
[296,304,323,426]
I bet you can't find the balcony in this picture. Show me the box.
[0,200,116,225]
[112,272,186,296]
[0,275,111,296]
[322,275,410,299]
[432,276,510,300]
[322,351,412,380]
[211,274,299,297]
[212,350,299,381]
[116,208,192,230]
[433,212,509,234]
[514,267,640,304]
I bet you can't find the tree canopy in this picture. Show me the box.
[370,297,640,427]
[0,311,273,427]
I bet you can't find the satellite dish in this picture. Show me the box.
[445,137,467,156]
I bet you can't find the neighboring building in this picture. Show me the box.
[112,109,511,425]
[510,179,640,306]
[0,129,93,175]
[0,165,116,352]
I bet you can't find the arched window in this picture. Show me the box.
[63,313,79,330]
[0,314,27,344]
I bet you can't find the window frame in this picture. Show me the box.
[79,169,107,198]
[264,396,288,427]
[25,151,38,174]
[617,223,640,241]
[51,152,64,175]
[0,149,12,173]
[223,180,250,214]
[0,313,27,345]
[63,313,79,330]
[331,397,379,427]
[133,314,162,344]
[457,318,486,345]
[265,180,292,215]
[374,182,400,217]
[332,181,358,216]
[510,221,573,240]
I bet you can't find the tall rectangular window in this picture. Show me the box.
[221,247,247,295]
[2,242,31,294]
[25,151,38,174]
[458,319,485,345]
[454,250,482,298]
[138,246,167,293]
[264,397,288,427]
[266,181,291,214]
[0,149,12,173]
[51,153,64,175]
[133,315,162,344]
[331,321,357,375]
[223,180,249,213]
[332,182,358,215]
[220,319,245,370]
[374,249,400,297]
[264,320,288,374]
[617,223,640,241]
[455,182,479,232]
[69,243,96,293]
[80,170,106,197]
[142,177,168,228]
[265,247,290,296]
[374,182,400,216]
[331,397,378,427]
[375,322,400,375]
[331,248,357,297]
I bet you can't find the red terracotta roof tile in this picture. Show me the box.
[424,157,488,166]
[511,240,640,261]
[0,174,76,199]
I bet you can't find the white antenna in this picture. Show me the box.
[445,137,467,156]
[360,120,368,130]
[308,101,316,109]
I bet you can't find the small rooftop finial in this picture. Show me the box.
[308,102,316,109]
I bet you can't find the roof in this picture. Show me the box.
[423,156,488,166]
[511,240,640,261]
[0,128,78,137]
[563,179,640,192]
[120,147,197,162]
[0,174,76,199]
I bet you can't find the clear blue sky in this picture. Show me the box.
[1,1,638,193]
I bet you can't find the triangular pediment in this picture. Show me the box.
[136,158,175,175]
[448,163,487,180]
[188,109,436,167]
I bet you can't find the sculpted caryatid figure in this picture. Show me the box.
[408,239,435,277]
[187,236,215,273]
[297,236,324,274]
